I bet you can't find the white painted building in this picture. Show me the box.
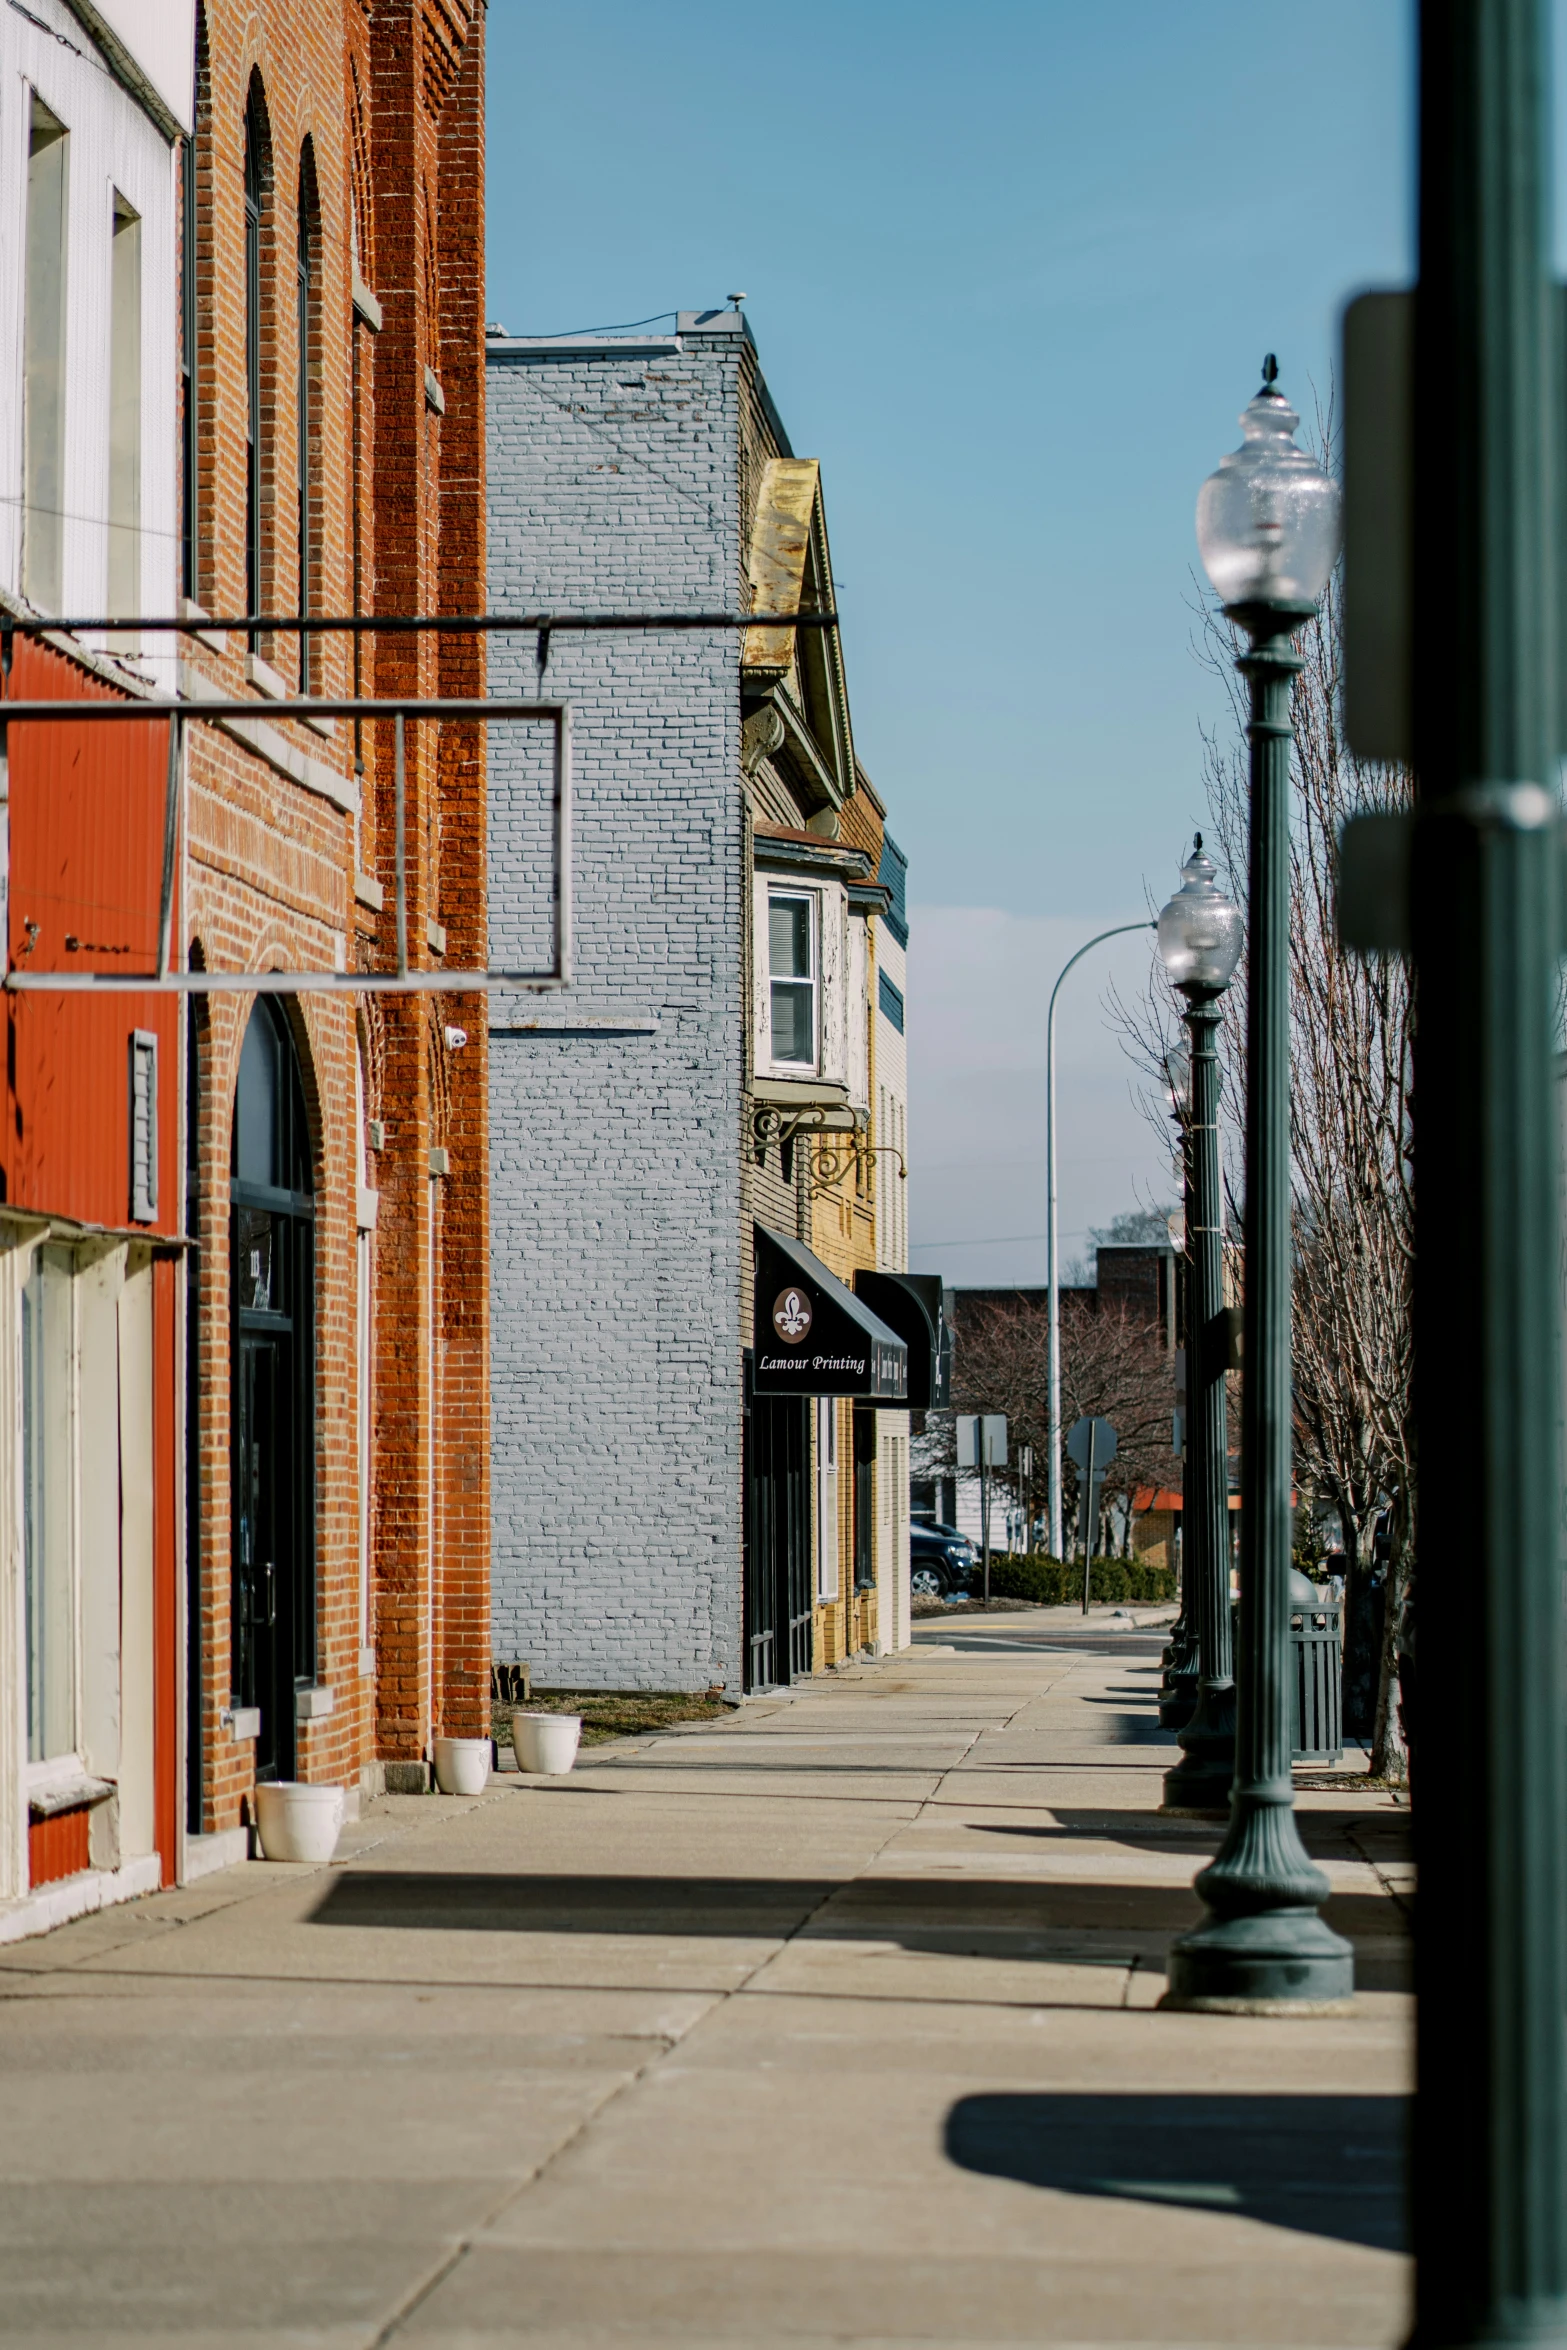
[0,0,191,1938]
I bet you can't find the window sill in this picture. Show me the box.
[27,1771,114,1820]
[752,1074,849,1106]
[245,652,289,700]
[352,269,383,333]
[179,597,227,653]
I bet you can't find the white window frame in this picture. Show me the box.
[767,888,819,1074]
[21,1240,81,1784]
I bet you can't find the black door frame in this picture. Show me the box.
[744,1356,811,1692]
[230,998,316,1781]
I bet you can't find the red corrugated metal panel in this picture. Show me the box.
[27,1805,91,1887]
[5,637,179,1232]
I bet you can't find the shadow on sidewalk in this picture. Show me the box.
[306,1873,1408,1987]
[307,1870,1196,1942]
[944,2091,1406,2250]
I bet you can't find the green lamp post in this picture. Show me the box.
[1156,840,1242,1809]
[1405,3,1567,2341]
[1163,366,1353,2009]
[1156,1031,1199,1735]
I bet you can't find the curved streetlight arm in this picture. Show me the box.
[1047,920,1157,1561]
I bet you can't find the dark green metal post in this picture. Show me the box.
[1408,3,1567,2341]
[1162,989,1235,1811]
[1158,1184,1199,1729]
[1163,609,1353,2010]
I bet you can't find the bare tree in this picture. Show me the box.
[938,1294,1178,1554]
[1116,536,1415,1780]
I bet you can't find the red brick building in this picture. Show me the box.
[179,0,490,1854]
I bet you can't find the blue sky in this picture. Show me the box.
[485,3,1417,1278]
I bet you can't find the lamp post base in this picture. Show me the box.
[1161,1683,1235,1809]
[1157,1664,1199,1732]
[1161,1906,1354,2011]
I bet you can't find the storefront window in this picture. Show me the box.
[23,1247,76,1764]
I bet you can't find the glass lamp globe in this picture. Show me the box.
[1157,836,1244,990]
[1196,358,1340,610]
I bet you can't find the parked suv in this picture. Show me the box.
[910,1522,978,1599]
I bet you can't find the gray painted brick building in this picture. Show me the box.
[485,313,751,1690]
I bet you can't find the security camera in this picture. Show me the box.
[444,1025,468,1051]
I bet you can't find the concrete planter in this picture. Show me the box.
[432,1736,492,1796]
[254,1782,344,1864]
[511,1713,582,1775]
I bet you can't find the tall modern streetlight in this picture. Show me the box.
[1045,922,1154,1561]
[1164,362,1352,2009]
[1154,838,1243,1805]
[1405,4,1567,2339]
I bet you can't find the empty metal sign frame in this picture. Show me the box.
[0,694,571,995]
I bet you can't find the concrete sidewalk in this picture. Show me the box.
[0,1619,1412,2347]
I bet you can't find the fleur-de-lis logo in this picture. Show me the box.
[773,1287,812,1343]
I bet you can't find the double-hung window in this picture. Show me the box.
[22,95,69,612]
[768,891,817,1069]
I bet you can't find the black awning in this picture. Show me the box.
[753,1227,908,1402]
[853,1272,952,1409]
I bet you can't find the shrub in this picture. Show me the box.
[986,1555,1178,1606]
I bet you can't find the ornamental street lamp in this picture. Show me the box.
[1154,838,1243,1799]
[1163,364,1353,2010]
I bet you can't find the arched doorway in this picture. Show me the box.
[231,998,314,1781]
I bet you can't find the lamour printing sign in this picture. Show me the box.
[752,1226,907,1402]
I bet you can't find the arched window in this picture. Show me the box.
[296,143,319,686]
[231,998,314,1782]
[234,998,311,1197]
[242,85,270,638]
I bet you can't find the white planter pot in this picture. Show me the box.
[254,1781,344,1865]
[511,1712,582,1775]
[432,1735,493,1796]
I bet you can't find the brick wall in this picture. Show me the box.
[183,0,488,1830]
[485,330,744,1691]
